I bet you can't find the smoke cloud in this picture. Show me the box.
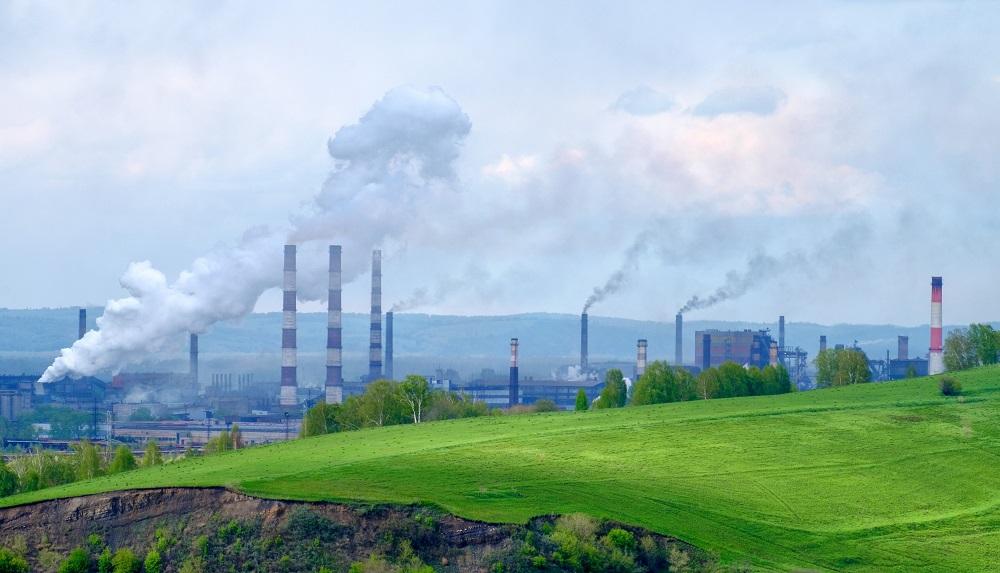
[40,86,471,382]
[582,230,652,313]
[678,253,794,314]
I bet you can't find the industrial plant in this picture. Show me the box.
[0,244,945,452]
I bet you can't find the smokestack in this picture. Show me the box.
[819,335,827,354]
[898,335,909,361]
[778,315,785,349]
[675,313,683,365]
[929,276,944,374]
[325,245,343,404]
[580,313,589,371]
[509,337,519,407]
[769,341,779,367]
[702,333,711,370]
[280,244,297,407]
[78,308,86,340]
[189,334,198,386]
[636,339,647,379]
[368,249,383,381]
[385,311,394,380]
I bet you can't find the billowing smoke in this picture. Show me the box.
[40,86,471,383]
[678,253,792,314]
[582,230,652,313]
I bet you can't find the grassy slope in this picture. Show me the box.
[4,368,999,572]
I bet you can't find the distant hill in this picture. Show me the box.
[0,307,987,382]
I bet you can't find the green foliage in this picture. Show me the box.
[26,406,93,439]
[143,549,162,573]
[631,361,699,405]
[97,548,113,573]
[7,449,76,492]
[595,369,627,409]
[301,402,332,437]
[111,548,140,573]
[193,535,209,557]
[128,407,154,422]
[0,459,18,497]
[0,548,28,573]
[575,389,589,411]
[815,348,871,387]
[603,528,635,551]
[939,377,962,396]
[945,324,1000,371]
[399,375,431,423]
[72,440,103,480]
[57,547,90,573]
[143,441,163,467]
[108,446,137,474]
[204,430,232,454]
[533,399,559,413]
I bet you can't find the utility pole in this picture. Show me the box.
[284,411,290,441]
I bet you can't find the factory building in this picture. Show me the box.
[0,375,34,420]
[694,329,776,370]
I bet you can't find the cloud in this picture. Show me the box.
[611,86,674,116]
[482,154,539,185]
[692,86,787,117]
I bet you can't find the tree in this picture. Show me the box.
[108,446,137,474]
[534,399,559,412]
[575,389,589,411]
[716,362,750,398]
[696,368,720,400]
[815,348,870,387]
[143,441,163,467]
[423,392,489,421]
[944,329,979,371]
[398,375,431,424]
[359,380,407,427]
[0,548,28,573]
[760,365,792,395]
[0,459,18,497]
[967,323,1000,366]
[111,548,140,573]
[595,369,627,409]
[58,548,90,573]
[300,402,330,437]
[97,549,113,573]
[230,424,243,449]
[75,440,104,480]
[143,550,162,573]
[630,361,678,406]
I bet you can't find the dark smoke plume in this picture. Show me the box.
[582,230,652,313]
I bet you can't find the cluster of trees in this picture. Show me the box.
[945,323,1000,371]
[0,441,162,498]
[583,360,793,411]
[301,376,490,437]
[814,348,872,388]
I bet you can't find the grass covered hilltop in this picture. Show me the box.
[4,368,999,572]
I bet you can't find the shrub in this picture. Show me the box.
[58,547,91,573]
[111,548,140,573]
[0,547,29,573]
[533,399,559,413]
[603,528,636,551]
[143,550,162,573]
[940,377,962,396]
[97,548,113,573]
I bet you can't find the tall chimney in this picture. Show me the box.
[385,311,395,380]
[636,339,647,379]
[702,333,712,370]
[778,315,786,349]
[368,250,383,381]
[280,244,297,407]
[897,335,909,361]
[819,335,828,354]
[509,338,519,407]
[580,313,589,371]
[929,276,944,374]
[78,308,87,340]
[189,334,199,386]
[769,341,779,367]
[325,245,343,404]
[675,313,683,365]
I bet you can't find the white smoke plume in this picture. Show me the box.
[582,230,652,313]
[40,86,471,383]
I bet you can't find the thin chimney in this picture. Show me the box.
[368,249,383,381]
[189,334,199,386]
[325,245,343,404]
[819,335,827,354]
[675,313,683,365]
[78,308,87,340]
[280,244,297,407]
[509,337,519,408]
[897,335,909,361]
[636,339,647,379]
[580,313,589,371]
[929,276,944,374]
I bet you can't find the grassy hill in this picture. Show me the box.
[4,368,1000,571]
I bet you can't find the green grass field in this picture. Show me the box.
[4,368,1000,572]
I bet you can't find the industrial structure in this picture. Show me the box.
[280,244,297,407]
[509,337,519,407]
[326,245,344,404]
[929,276,944,375]
[674,313,683,365]
[580,312,589,372]
[635,339,647,379]
[695,329,775,370]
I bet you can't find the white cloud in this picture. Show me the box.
[692,86,787,117]
[611,86,674,116]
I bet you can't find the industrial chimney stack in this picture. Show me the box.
[325,245,343,404]
[385,311,394,381]
[635,339,647,380]
[280,244,297,407]
[580,313,589,371]
[78,308,87,340]
[368,250,383,381]
[509,338,519,408]
[929,276,944,374]
[898,335,909,361]
[675,313,683,365]
[769,341,779,367]
[778,315,786,349]
[819,335,827,354]
[189,334,199,386]
[701,333,712,370]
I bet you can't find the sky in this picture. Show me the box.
[2,0,999,330]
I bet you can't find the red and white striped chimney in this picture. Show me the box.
[280,244,297,407]
[325,245,343,404]
[929,276,944,374]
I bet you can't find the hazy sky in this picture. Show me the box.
[2,1,998,326]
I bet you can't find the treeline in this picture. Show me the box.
[945,323,1000,371]
[301,375,495,437]
[814,347,871,388]
[585,360,794,411]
